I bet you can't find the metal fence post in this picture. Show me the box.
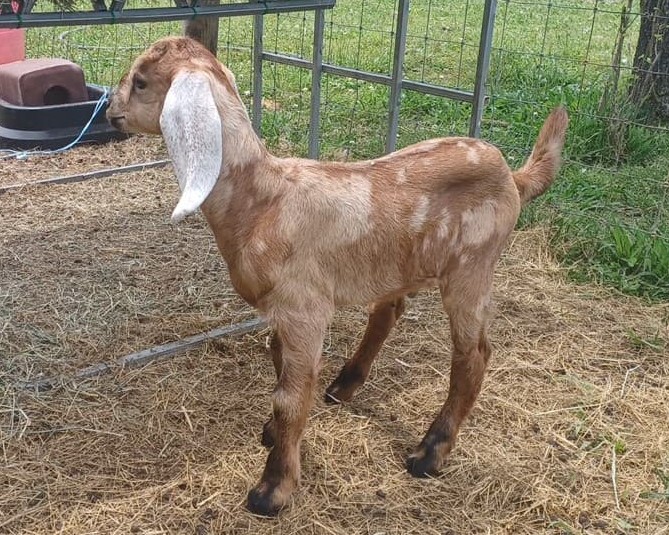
[469,0,497,138]
[386,0,410,153]
[252,10,264,135]
[308,8,326,159]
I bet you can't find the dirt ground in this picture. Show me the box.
[1,139,668,534]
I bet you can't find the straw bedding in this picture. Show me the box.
[1,139,667,534]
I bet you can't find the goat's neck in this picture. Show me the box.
[204,81,286,229]
[200,136,281,228]
[212,83,267,173]
[200,155,281,278]
[220,113,267,172]
[217,114,286,203]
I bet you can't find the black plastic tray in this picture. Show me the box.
[0,83,128,150]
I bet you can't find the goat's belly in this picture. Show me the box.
[332,273,437,307]
[329,259,397,305]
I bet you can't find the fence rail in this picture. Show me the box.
[0,0,336,28]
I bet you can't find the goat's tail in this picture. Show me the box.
[512,106,569,206]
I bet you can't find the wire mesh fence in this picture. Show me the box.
[4,0,258,95]
[3,0,668,299]
[484,0,669,301]
[4,0,494,157]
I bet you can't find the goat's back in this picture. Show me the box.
[268,138,521,306]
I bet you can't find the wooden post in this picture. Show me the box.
[630,0,669,119]
[183,0,220,55]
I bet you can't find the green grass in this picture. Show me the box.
[521,160,669,301]
[22,0,669,301]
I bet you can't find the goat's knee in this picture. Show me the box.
[259,333,284,448]
[260,380,312,450]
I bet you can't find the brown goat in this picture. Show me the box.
[106,36,569,517]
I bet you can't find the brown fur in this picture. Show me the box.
[107,36,569,517]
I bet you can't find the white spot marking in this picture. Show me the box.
[461,200,498,245]
[416,139,441,151]
[474,293,492,322]
[279,172,373,247]
[466,147,480,164]
[253,240,267,254]
[410,196,430,232]
[378,139,441,161]
[397,167,407,183]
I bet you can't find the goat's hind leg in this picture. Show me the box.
[406,277,492,478]
[325,297,405,403]
[261,332,282,448]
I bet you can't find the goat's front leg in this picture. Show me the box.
[325,297,405,403]
[247,318,326,516]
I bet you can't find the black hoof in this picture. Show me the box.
[325,368,362,404]
[261,420,275,448]
[405,453,440,479]
[246,486,281,517]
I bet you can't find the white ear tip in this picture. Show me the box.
[170,207,189,223]
[171,193,202,222]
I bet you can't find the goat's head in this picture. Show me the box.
[106,36,242,222]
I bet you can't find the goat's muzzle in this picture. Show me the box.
[105,90,126,131]
[106,114,126,131]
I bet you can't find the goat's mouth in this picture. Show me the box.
[107,115,127,131]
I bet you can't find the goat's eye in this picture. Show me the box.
[133,76,147,90]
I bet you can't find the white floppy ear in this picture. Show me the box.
[160,71,222,223]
